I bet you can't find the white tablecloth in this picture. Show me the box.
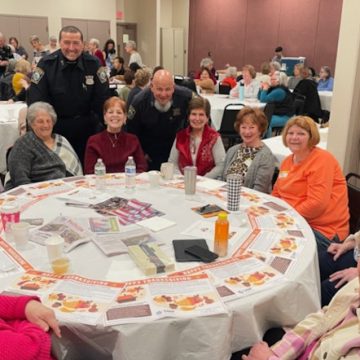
[318,91,332,112]
[0,177,321,359]
[0,102,27,174]
[202,94,266,130]
[263,128,328,165]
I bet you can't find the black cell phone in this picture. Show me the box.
[172,239,209,262]
[184,245,218,263]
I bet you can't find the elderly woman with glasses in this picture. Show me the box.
[6,102,82,189]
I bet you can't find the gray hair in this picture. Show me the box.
[29,35,40,43]
[89,38,100,48]
[126,40,137,50]
[49,35,57,42]
[270,61,281,72]
[27,102,57,127]
[200,57,213,68]
[226,66,237,77]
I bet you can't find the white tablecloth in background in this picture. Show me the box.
[0,176,321,359]
[263,127,328,165]
[202,94,266,130]
[0,102,27,174]
[318,91,332,112]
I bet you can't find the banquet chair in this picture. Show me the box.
[174,75,185,86]
[218,84,231,95]
[219,103,244,149]
[346,172,360,233]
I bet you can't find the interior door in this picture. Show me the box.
[173,28,184,75]
[87,20,110,51]
[116,24,137,64]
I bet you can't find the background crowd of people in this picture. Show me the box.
[1,30,357,360]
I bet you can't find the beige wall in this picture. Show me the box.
[119,0,189,71]
[327,0,360,175]
[0,0,117,43]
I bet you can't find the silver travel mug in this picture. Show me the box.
[184,166,197,195]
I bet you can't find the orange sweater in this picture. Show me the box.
[272,147,349,240]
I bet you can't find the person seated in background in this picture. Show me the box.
[272,116,349,252]
[319,229,359,306]
[258,62,271,85]
[12,59,31,101]
[126,68,151,109]
[293,67,322,122]
[194,57,217,84]
[125,40,143,67]
[6,102,82,190]
[271,46,283,64]
[0,294,61,360]
[287,63,304,90]
[9,36,28,59]
[168,97,225,178]
[269,61,282,76]
[102,38,117,71]
[45,35,58,54]
[29,35,49,69]
[88,38,105,67]
[242,253,360,360]
[0,58,16,100]
[117,70,134,102]
[110,56,125,80]
[221,66,237,89]
[259,71,294,137]
[317,65,334,91]
[84,97,147,174]
[195,67,215,94]
[127,69,193,170]
[222,107,275,193]
[242,64,260,99]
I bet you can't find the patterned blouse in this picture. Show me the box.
[225,145,262,181]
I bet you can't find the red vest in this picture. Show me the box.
[176,124,219,176]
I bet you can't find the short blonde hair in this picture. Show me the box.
[282,116,320,148]
[242,64,256,79]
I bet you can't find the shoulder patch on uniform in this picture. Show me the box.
[31,67,45,84]
[97,66,108,84]
[128,105,136,120]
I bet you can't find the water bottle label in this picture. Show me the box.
[125,166,136,175]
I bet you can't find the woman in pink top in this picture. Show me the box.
[0,295,61,360]
[272,116,349,252]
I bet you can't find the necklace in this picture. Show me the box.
[107,132,119,148]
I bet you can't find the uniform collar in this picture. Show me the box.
[59,51,84,71]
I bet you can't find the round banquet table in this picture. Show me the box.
[201,94,266,131]
[0,102,27,174]
[0,175,321,360]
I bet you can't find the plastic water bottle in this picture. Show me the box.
[94,158,106,191]
[239,81,244,101]
[125,156,136,191]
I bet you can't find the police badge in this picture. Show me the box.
[97,67,108,84]
[31,67,45,84]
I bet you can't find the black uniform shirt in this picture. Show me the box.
[127,85,194,169]
[27,49,109,122]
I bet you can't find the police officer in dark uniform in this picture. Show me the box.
[27,25,109,164]
[127,69,194,170]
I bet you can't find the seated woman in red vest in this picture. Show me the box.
[168,97,225,179]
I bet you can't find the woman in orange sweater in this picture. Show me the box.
[272,116,349,252]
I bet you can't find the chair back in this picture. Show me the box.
[219,84,231,95]
[346,173,360,233]
[219,103,244,149]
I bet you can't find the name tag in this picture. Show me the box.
[279,170,289,178]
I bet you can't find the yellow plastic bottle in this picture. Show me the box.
[214,212,229,257]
